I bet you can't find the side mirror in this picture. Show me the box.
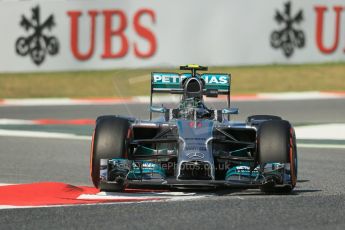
[222,108,239,115]
[150,106,166,113]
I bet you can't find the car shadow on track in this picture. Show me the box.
[212,188,322,196]
[129,179,318,197]
[297,179,310,183]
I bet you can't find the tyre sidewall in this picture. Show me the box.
[90,117,130,188]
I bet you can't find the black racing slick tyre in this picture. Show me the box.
[257,120,290,164]
[90,116,130,191]
[257,120,297,193]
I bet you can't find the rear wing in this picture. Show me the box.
[150,72,231,119]
[151,72,231,95]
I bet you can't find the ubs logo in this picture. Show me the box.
[15,6,59,65]
[270,1,305,57]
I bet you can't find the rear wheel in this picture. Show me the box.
[90,116,130,191]
[257,120,297,193]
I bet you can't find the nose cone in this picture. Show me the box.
[176,119,215,180]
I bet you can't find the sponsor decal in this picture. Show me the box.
[202,75,229,84]
[67,9,157,61]
[15,6,59,65]
[152,73,229,85]
[13,6,157,66]
[270,1,305,57]
[186,152,205,159]
[314,5,344,54]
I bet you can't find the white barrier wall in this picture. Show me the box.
[0,0,345,72]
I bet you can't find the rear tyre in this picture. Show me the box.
[90,116,130,191]
[257,120,297,193]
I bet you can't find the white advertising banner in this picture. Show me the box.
[0,0,345,72]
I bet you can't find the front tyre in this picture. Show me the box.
[257,120,297,193]
[90,116,130,191]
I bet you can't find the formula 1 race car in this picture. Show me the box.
[90,65,298,193]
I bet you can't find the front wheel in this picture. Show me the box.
[257,120,297,193]
[90,116,130,191]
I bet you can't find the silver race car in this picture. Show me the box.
[90,65,298,193]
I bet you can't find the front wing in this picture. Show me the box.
[99,158,294,191]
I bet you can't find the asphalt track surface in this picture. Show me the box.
[1,99,345,229]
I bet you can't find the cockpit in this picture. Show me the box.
[178,97,212,120]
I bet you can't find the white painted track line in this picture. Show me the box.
[298,143,345,149]
[0,129,91,140]
[0,119,36,125]
[295,124,345,140]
